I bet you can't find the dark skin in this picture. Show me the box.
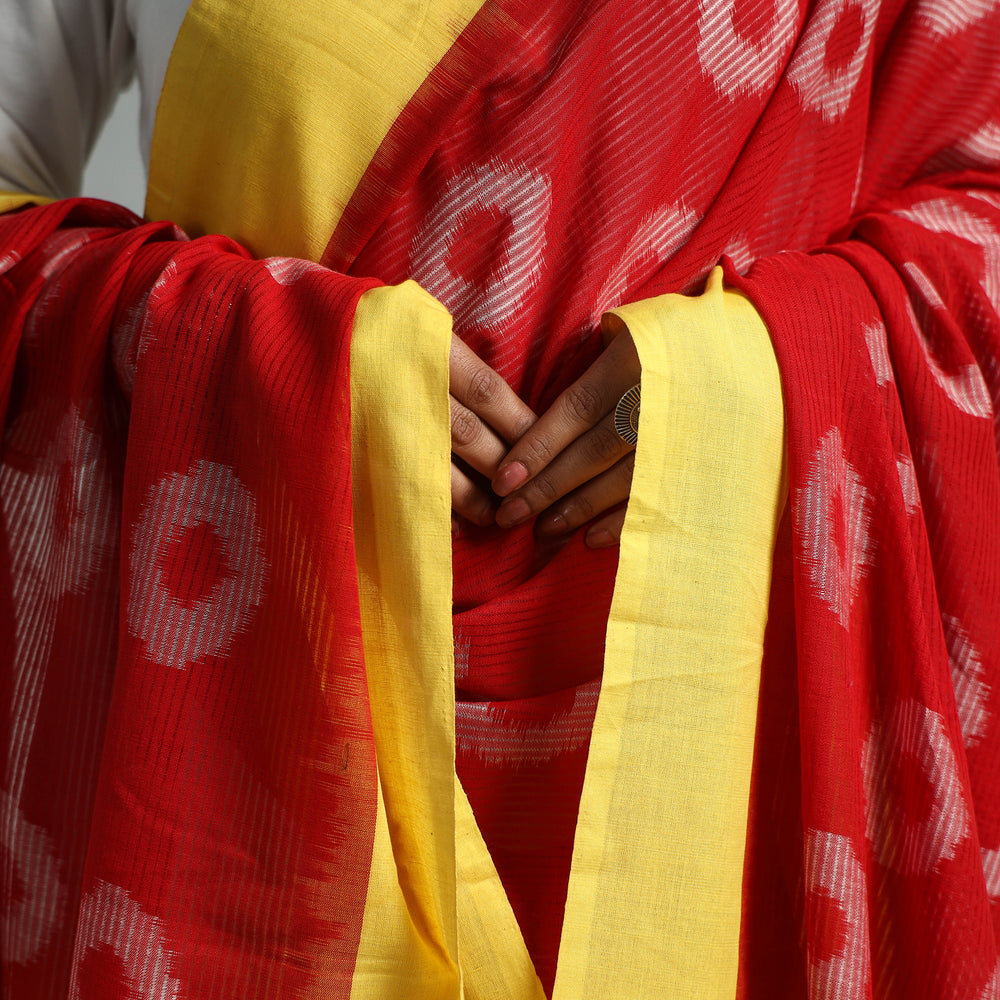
[449,313,640,548]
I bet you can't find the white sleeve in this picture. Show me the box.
[0,0,134,198]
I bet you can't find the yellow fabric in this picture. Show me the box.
[454,777,545,1000]
[553,273,786,1000]
[0,191,52,212]
[349,284,546,1000]
[150,1,787,994]
[146,0,487,260]
[349,281,460,999]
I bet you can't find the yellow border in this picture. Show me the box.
[0,191,53,213]
[146,0,487,260]
[554,271,786,999]
[349,281,459,998]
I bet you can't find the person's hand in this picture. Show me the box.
[449,334,537,529]
[492,315,640,548]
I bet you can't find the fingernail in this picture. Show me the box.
[478,505,496,527]
[496,497,531,527]
[586,527,616,548]
[495,461,528,496]
[536,512,568,537]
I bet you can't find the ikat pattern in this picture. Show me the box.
[592,204,700,321]
[455,681,601,767]
[796,428,875,628]
[895,453,921,516]
[264,256,326,285]
[982,960,1000,1000]
[863,319,894,386]
[944,615,992,750]
[127,460,269,669]
[804,830,871,1000]
[68,881,182,1000]
[863,700,970,876]
[787,0,878,122]
[902,261,994,418]
[409,159,551,334]
[1,0,999,994]
[697,0,799,99]
[0,793,65,966]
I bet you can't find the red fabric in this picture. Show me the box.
[333,0,1000,992]
[2,0,1000,997]
[1,200,381,997]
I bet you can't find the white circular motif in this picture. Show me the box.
[263,257,326,285]
[69,881,181,1000]
[900,261,993,419]
[455,680,600,767]
[937,120,1000,172]
[1,406,117,813]
[982,847,1000,903]
[981,958,1000,1000]
[787,0,878,123]
[0,792,65,965]
[944,614,991,749]
[722,233,754,275]
[863,319,893,387]
[863,699,970,875]
[895,453,920,517]
[2,407,114,602]
[796,427,875,628]
[591,203,700,322]
[409,159,551,333]
[127,460,269,669]
[37,230,95,281]
[0,249,22,275]
[804,830,871,1000]
[114,260,179,396]
[915,0,995,37]
[897,198,1000,316]
[697,0,800,99]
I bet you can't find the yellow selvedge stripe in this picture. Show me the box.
[348,281,461,998]
[349,282,543,1000]
[553,270,786,1000]
[146,0,487,262]
[0,192,52,213]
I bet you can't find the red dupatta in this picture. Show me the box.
[2,0,999,996]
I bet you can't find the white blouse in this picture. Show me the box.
[0,0,192,196]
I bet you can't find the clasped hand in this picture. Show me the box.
[449,315,639,548]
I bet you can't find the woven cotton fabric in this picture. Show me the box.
[0,0,998,997]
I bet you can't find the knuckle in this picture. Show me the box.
[531,474,560,504]
[450,404,481,448]
[563,383,603,423]
[512,414,536,441]
[587,424,624,464]
[523,434,555,466]
[468,366,500,408]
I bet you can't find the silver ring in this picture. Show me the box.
[614,384,640,446]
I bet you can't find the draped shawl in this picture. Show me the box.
[1,0,999,997]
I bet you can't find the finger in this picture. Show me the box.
[585,507,628,548]
[533,451,635,538]
[495,412,633,528]
[451,462,496,527]
[450,335,536,445]
[450,395,509,479]
[493,330,639,497]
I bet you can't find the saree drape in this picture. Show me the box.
[1,0,999,997]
